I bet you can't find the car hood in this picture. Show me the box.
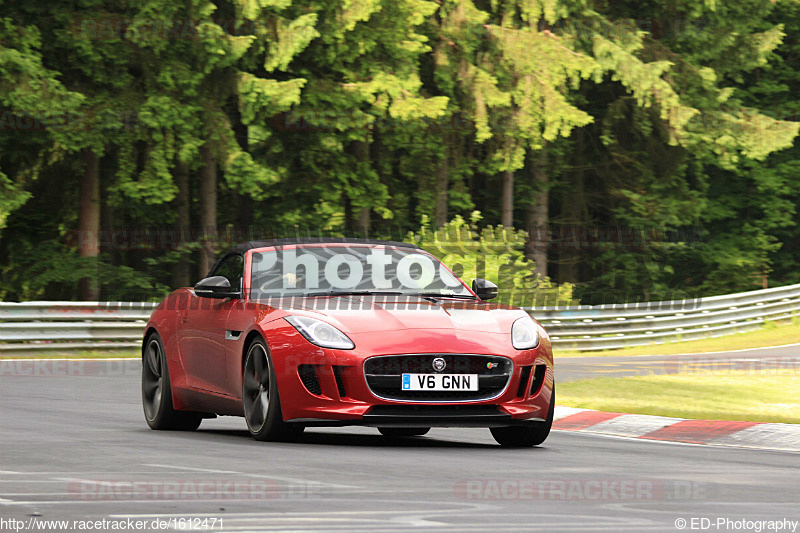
[276,294,526,334]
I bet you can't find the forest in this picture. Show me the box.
[1,0,799,304]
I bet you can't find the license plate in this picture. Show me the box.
[401,373,478,391]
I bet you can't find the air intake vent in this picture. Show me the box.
[530,364,546,396]
[298,365,322,395]
[517,366,532,397]
[333,366,347,398]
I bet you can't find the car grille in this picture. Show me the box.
[364,354,512,402]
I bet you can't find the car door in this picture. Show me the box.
[178,253,244,396]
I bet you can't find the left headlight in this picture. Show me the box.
[284,316,355,350]
[512,316,540,350]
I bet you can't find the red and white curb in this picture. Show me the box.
[553,406,800,452]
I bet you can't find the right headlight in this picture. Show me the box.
[284,316,355,350]
[512,316,540,350]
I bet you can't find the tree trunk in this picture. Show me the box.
[230,99,254,241]
[199,145,217,276]
[525,152,549,279]
[501,168,514,227]
[172,161,191,288]
[558,133,587,285]
[235,194,253,229]
[348,139,371,235]
[434,136,449,228]
[357,206,370,235]
[79,149,100,301]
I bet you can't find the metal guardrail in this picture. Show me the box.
[1,284,799,355]
[0,302,157,355]
[525,283,800,351]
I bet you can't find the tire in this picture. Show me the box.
[242,337,303,442]
[378,427,430,437]
[490,387,555,447]
[141,332,202,431]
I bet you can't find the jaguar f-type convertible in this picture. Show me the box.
[141,238,554,446]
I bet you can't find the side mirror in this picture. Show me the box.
[472,278,498,301]
[194,276,241,299]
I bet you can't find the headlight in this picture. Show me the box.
[284,316,355,350]
[512,316,540,350]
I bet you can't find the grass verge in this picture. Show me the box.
[555,318,800,358]
[558,369,800,424]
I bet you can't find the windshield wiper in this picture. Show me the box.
[415,292,478,300]
[305,290,404,297]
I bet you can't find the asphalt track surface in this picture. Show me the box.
[558,343,800,381]
[1,356,799,532]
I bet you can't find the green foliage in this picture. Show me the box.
[1,0,799,304]
[0,240,168,301]
[407,213,575,306]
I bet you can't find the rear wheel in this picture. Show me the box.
[141,333,202,431]
[378,427,430,437]
[490,387,554,447]
[242,338,303,442]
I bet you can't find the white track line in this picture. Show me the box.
[139,464,359,489]
[241,473,358,489]
[566,342,800,360]
[141,464,238,474]
[554,428,800,453]
[667,342,800,356]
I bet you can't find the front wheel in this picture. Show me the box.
[141,332,202,431]
[242,338,303,442]
[490,387,554,447]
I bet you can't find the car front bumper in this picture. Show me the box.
[268,323,555,427]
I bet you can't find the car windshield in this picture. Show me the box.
[249,245,473,298]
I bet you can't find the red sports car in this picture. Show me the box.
[141,239,555,446]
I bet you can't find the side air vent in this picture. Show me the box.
[530,364,546,396]
[517,366,532,397]
[333,366,347,398]
[298,365,322,396]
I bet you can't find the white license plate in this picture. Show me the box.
[401,373,478,391]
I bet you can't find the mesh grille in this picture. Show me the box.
[364,354,512,402]
[364,354,510,375]
[298,365,322,396]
